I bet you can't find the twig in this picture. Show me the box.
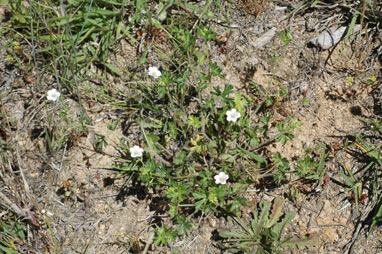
[0,191,25,217]
[142,231,155,254]
[58,142,67,172]
[185,236,198,248]
[14,145,30,194]
[303,66,320,99]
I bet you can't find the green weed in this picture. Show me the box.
[219,197,318,253]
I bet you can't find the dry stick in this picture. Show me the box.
[14,133,41,227]
[316,223,348,229]
[185,236,198,249]
[303,66,320,100]
[343,202,374,254]
[356,0,370,73]
[0,191,25,217]
[307,201,325,229]
[142,231,155,254]
[58,142,67,172]
[343,222,363,254]
[15,144,30,194]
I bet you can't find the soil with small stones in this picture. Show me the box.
[1,1,382,254]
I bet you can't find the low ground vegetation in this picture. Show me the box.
[1,0,382,253]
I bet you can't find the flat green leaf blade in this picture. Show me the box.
[238,147,267,164]
[258,201,271,228]
[266,197,284,228]
[89,8,120,17]
[219,229,250,239]
[192,192,206,199]
[97,0,126,6]
[282,233,319,248]
[343,12,359,45]
[103,62,122,76]
[271,211,295,239]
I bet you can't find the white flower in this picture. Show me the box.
[214,172,229,185]
[148,66,162,79]
[226,108,241,122]
[47,89,60,102]
[130,145,144,158]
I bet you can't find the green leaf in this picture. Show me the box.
[188,115,202,129]
[368,195,382,238]
[232,217,252,235]
[90,8,120,17]
[15,222,25,240]
[108,117,121,131]
[12,13,27,24]
[146,133,160,153]
[234,93,247,113]
[271,211,295,239]
[282,234,319,248]
[266,198,284,228]
[251,212,260,234]
[192,192,206,199]
[310,0,321,7]
[355,137,381,163]
[257,201,271,229]
[340,171,355,186]
[232,183,248,194]
[155,2,168,21]
[219,229,250,239]
[173,151,186,165]
[238,147,267,164]
[0,244,17,254]
[168,121,177,139]
[343,12,359,45]
[316,148,327,176]
[98,0,126,6]
[195,199,206,211]
[141,121,162,129]
[195,50,207,65]
[104,62,122,76]
[220,153,235,163]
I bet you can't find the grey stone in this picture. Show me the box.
[251,27,277,49]
[309,25,361,50]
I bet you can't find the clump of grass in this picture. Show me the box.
[0,217,27,254]
[5,0,127,93]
